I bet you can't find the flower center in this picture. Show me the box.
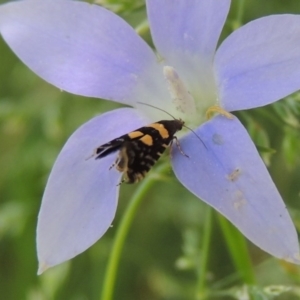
[162,65,218,128]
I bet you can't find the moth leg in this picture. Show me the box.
[117,178,125,186]
[109,162,116,170]
[116,174,130,186]
[172,136,189,158]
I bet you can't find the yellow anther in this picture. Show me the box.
[205,105,234,120]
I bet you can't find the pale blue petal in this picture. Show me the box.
[215,15,300,111]
[147,0,230,93]
[172,116,300,263]
[0,0,166,105]
[37,108,148,273]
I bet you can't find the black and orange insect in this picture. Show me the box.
[92,119,186,184]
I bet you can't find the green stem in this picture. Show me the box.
[196,206,213,300]
[236,0,246,26]
[100,163,170,300]
[217,214,256,284]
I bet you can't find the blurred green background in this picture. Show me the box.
[1,0,300,299]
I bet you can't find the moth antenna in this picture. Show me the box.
[137,102,176,120]
[183,124,207,149]
[137,101,207,149]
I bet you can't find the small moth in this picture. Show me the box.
[93,119,186,184]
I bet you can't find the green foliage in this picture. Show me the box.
[1,0,300,299]
[93,0,144,14]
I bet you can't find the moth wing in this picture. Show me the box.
[95,130,147,159]
[95,139,124,159]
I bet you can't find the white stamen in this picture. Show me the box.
[163,66,196,117]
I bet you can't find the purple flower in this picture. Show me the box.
[1,0,300,273]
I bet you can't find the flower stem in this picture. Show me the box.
[236,0,246,26]
[100,162,170,300]
[217,214,256,284]
[195,206,213,300]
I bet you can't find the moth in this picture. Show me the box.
[92,119,186,184]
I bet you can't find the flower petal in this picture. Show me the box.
[147,0,230,94]
[0,0,166,105]
[215,15,300,111]
[172,116,300,263]
[37,108,148,273]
